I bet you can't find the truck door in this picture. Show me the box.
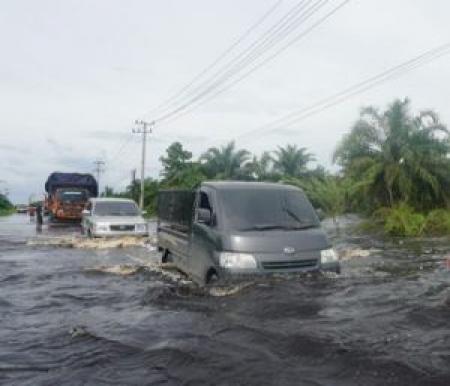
[190,189,219,283]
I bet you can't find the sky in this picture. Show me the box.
[1,0,450,203]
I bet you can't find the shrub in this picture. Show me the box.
[379,203,426,237]
[423,209,450,235]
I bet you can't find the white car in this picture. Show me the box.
[81,198,148,237]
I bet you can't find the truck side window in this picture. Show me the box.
[199,192,212,212]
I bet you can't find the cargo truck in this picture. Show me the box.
[43,172,98,223]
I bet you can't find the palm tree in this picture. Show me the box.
[246,151,276,181]
[272,145,315,178]
[200,141,250,179]
[334,98,450,211]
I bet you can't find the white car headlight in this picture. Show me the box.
[95,223,109,232]
[320,248,338,264]
[219,252,257,269]
[135,223,147,232]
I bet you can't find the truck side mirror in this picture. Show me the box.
[197,208,211,225]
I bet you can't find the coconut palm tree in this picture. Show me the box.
[246,151,277,181]
[272,145,315,178]
[200,141,250,179]
[334,98,450,211]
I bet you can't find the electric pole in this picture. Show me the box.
[93,159,105,195]
[133,120,153,210]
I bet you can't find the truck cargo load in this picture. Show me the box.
[45,172,98,197]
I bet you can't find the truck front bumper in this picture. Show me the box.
[91,230,148,238]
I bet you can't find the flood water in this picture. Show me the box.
[0,214,449,385]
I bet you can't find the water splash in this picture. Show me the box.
[27,235,153,249]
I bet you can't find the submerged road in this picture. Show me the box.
[0,214,449,385]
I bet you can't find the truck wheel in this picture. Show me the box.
[205,268,219,285]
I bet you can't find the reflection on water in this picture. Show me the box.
[0,214,449,385]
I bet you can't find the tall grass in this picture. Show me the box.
[374,203,450,236]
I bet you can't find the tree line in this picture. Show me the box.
[106,98,450,235]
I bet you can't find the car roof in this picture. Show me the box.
[201,181,303,191]
[89,198,137,204]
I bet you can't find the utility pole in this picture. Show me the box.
[133,120,153,210]
[93,159,105,195]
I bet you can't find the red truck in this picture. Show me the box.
[44,172,98,223]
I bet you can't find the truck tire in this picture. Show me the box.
[205,268,219,285]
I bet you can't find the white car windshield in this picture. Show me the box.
[94,202,139,216]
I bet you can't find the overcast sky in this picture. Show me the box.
[1,0,450,203]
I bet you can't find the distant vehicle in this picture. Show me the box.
[15,204,28,214]
[81,198,148,237]
[157,181,340,285]
[44,172,98,223]
[27,206,36,217]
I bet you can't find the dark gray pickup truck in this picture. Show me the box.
[157,181,340,285]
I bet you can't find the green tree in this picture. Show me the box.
[118,178,159,215]
[101,185,115,197]
[200,141,250,179]
[246,151,278,181]
[0,193,14,216]
[160,142,193,183]
[334,98,450,211]
[273,145,315,178]
[286,176,349,224]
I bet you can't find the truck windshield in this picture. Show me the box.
[94,202,139,216]
[220,189,319,231]
[57,190,87,202]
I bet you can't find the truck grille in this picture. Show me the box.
[261,259,318,270]
[110,224,135,231]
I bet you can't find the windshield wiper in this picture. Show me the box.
[283,207,303,223]
[286,223,319,230]
[239,223,319,231]
[239,224,290,231]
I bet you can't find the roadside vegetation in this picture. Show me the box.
[104,98,450,236]
[0,194,14,216]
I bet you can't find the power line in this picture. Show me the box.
[152,0,316,119]
[155,0,351,126]
[153,0,328,122]
[145,0,284,118]
[232,42,450,141]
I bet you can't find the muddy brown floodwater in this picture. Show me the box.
[0,214,449,386]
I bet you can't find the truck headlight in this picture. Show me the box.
[135,223,147,232]
[320,248,338,264]
[95,223,109,232]
[219,252,257,269]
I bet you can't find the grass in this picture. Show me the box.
[0,208,15,216]
[362,203,450,237]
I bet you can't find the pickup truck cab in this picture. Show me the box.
[157,181,340,285]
